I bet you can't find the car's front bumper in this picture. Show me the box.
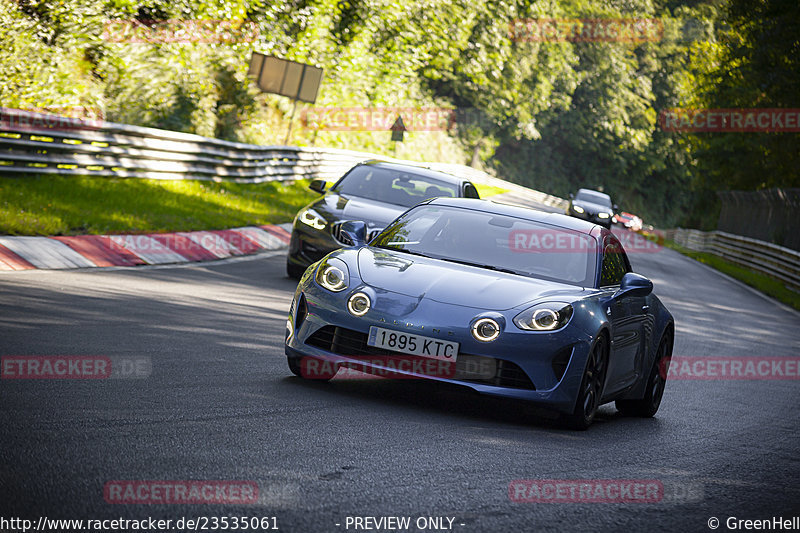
[285,280,596,414]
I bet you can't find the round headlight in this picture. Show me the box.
[532,309,558,330]
[513,302,574,332]
[347,292,371,316]
[318,265,346,292]
[471,318,501,342]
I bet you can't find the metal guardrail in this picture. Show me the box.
[665,228,800,292]
[0,107,390,183]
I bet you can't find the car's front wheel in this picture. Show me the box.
[616,331,672,417]
[563,334,609,430]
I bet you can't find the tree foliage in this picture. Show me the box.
[1,0,796,228]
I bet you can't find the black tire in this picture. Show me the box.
[563,334,609,430]
[286,260,307,280]
[616,331,671,417]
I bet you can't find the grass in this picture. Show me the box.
[474,182,510,198]
[0,175,319,235]
[663,239,800,312]
[0,174,510,236]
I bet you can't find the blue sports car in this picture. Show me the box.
[285,198,674,429]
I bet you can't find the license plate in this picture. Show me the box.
[367,326,458,362]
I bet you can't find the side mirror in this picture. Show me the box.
[339,220,367,247]
[614,272,653,299]
[613,203,619,211]
[569,193,574,199]
[309,179,327,194]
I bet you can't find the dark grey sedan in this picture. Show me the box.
[567,189,617,229]
[286,160,480,278]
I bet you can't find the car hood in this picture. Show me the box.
[315,193,407,229]
[356,247,585,311]
[573,200,612,214]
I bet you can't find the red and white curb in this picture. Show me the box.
[0,224,291,271]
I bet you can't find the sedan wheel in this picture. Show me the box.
[616,332,672,417]
[564,335,608,430]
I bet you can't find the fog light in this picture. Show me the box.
[347,292,371,316]
[472,318,501,342]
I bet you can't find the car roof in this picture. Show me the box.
[428,197,600,234]
[358,160,468,185]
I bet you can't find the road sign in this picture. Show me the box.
[247,52,323,103]
[390,115,406,142]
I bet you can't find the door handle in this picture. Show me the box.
[642,305,650,311]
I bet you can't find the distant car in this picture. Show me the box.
[614,212,643,232]
[286,160,480,279]
[285,198,674,429]
[567,189,617,229]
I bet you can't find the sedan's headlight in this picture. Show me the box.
[598,212,611,219]
[513,302,574,331]
[573,205,585,214]
[299,208,327,230]
[315,258,349,292]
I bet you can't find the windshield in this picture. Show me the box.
[333,165,459,207]
[575,190,612,207]
[372,205,597,286]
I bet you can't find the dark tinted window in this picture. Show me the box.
[333,166,459,207]
[373,205,597,286]
[599,238,630,287]
[575,190,612,208]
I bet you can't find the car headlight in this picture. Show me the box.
[299,208,327,230]
[598,212,610,219]
[315,258,349,292]
[471,318,501,342]
[513,302,574,331]
[573,205,585,214]
[347,292,371,316]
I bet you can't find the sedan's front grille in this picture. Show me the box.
[305,325,535,390]
[330,224,383,245]
[330,222,353,245]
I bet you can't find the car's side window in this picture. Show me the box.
[600,240,627,287]
[463,183,480,199]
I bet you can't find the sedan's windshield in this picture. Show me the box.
[373,205,597,286]
[333,165,459,207]
[575,190,612,207]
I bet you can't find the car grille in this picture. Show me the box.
[330,222,353,245]
[330,224,383,245]
[305,325,535,390]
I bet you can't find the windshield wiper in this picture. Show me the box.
[377,246,432,259]
[440,258,522,276]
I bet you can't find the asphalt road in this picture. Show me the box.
[1,234,800,532]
